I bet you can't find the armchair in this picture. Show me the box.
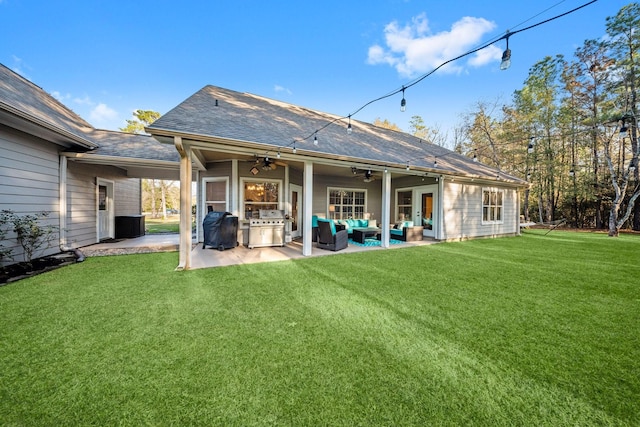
[316,218,348,251]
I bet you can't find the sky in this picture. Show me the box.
[0,0,632,147]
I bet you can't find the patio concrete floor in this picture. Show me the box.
[82,233,437,270]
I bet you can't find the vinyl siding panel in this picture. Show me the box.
[65,161,141,248]
[0,126,61,264]
[312,174,382,220]
[114,179,141,215]
[441,181,518,241]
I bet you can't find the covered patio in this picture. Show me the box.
[82,233,438,269]
[145,85,523,271]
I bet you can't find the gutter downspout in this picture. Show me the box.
[59,155,85,261]
[174,136,192,271]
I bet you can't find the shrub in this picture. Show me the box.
[3,210,58,264]
[0,210,13,264]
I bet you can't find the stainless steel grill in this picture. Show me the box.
[248,209,285,249]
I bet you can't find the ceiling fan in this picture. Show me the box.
[351,167,377,182]
[249,155,286,175]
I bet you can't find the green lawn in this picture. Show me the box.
[144,216,180,234]
[1,230,638,426]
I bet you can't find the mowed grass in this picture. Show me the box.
[1,230,638,426]
[145,216,180,234]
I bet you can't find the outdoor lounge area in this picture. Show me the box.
[82,232,436,269]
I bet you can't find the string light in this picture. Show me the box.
[527,138,535,154]
[434,157,438,168]
[620,121,628,138]
[277,150,281,158]
[406,161,410,171]
[313,133,318,146]
[274,1,597,176]
[292,142,296,154]
[473,150,478,162]
[500,31,512,70]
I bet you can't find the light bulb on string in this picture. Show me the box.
[400,87,406,112]
[313,133,318,146]
[347,115,352,135]
[500,32,511,70]
[527,138,534,154]
[620,121,628,138]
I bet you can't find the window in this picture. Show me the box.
[328,188,366,220]
[482,188,504,223]
[242,179,280,219]
[396,190,412,221]
[204,178,228,213]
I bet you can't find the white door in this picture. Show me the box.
[289,184,302,239]
[416,185,438,238]
[97,179,114,240]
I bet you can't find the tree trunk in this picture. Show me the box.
[150,179,157,218]
[161,181,167,220]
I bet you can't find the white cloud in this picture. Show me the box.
[274,85,292,95]
[468,44,502,67]
[368,13,498,77]
[51,91,71,102]
[73,95,93,105]
[90,103,118,124]
[11,55,30,78]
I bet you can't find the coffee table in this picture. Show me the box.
[352,227,380,244]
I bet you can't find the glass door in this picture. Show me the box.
[290,184,302,239]
[416,185,437,238]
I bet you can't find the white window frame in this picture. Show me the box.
[240,177,283,219]
[202,177,229,214]
[327,187,367,220]
[395,188,413,222]
[482,187,504,224]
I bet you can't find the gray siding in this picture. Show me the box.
[115,179,141,215]
[0,126,61,264]
[441,181,518,241]
[312,174,382,221]
[65,161,141,248]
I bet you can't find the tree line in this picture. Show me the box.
[454,3,639,236]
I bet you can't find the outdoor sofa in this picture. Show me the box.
[390,221,424,242]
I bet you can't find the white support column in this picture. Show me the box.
[195,169,201,243]
[284,165,290,212]
[437,176,444,240]
[231,159,239,217]
[284,165,291,242]
[174,136,192,271]
[302,161,313,256]
[380,170,391,248]
[516,188,521,236]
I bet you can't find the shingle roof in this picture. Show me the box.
[148,85,524,183]
[0,63,95,148]
[88,129,180,163]
[0,63,178,165]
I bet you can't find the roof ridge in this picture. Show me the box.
[0,63,46,91]
[0,62,94,129]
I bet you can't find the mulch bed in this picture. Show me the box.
[0,252,79,285]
